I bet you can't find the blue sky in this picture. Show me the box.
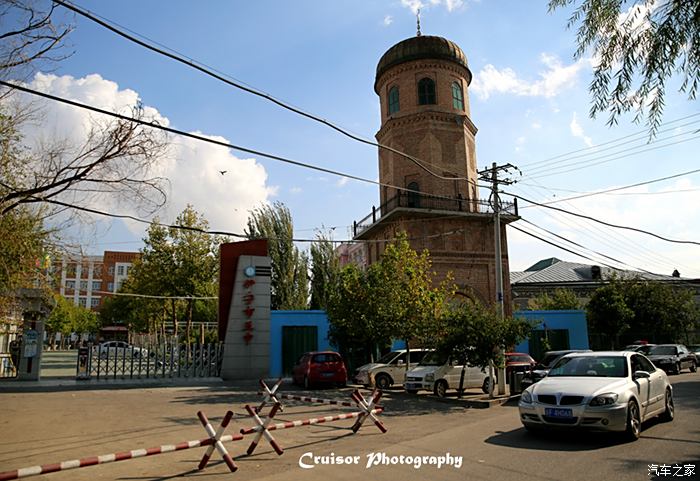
[13,0,700,277]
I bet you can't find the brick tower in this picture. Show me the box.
[353,34,518,313]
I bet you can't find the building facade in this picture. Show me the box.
[353,34,517,311]
[52,251,139,311]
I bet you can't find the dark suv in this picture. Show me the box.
[646,344,697,374]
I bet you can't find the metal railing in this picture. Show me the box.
[353,191,518,237]
[78,342,224,380]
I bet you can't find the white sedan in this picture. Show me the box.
[518,351,673,440]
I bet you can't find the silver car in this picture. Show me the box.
[519,351,673,440]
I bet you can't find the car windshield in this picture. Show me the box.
[508,355,533,363]
[419,351,448,366]
[376,351,400,364]
[688,345,700,351]
[649,346,677,356]
[539,353,561,368]
[548,356,628,378]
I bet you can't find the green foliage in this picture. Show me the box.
[439,302,533,370]
[528,288,581,310]
[46,294,99,338]
[309,231,339,310]
[113,205,221,337]
[586,278,634,348]
[549,0,700,134]
[245,202,309,310]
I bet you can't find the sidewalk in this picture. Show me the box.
[0,375,229,392]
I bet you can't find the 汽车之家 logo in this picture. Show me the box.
[298,452,463,469]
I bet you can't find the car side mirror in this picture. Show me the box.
[633,370,650,379]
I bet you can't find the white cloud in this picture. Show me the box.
[17,73,273,238]
[531,122,542,129]
[400,0,463,14]
[290,186,302,194]
[336,177,349,187]
[383,15,393,26]
[569,112,593,147]
[470,54,589,100]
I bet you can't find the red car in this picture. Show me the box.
[292,351,347,389]
[506,352,536,376]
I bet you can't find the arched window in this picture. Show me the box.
[407,181,420,208]
[388,86,400,114]
[452,81,464,110]
[417,78,436,105]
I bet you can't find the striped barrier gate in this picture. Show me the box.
[0,410,241,481]
[256,379,375,412]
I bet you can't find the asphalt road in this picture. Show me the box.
[0,373,698,481]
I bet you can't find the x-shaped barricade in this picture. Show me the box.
[256,378,284,413]
[196,410,241,472]
[351,388,387,433]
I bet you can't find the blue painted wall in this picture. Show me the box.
[269,310,330,378]
[514,310,589,354]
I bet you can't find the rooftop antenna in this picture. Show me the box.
[416,8,422,36]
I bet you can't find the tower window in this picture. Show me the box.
[452,81,464,110]
[417,78,436,105]
[388,86,400,114]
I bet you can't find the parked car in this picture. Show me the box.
[403,351,492,396]
[520,349,592,390]
[646,344,697,374]
[292,351,347,389]
[506,352,536,377]
[688,345,700,360]
[353,348,432,389]
[519,351,673,440]
[624,344,656,355]
[93,341,149,359]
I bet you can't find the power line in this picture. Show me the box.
[1,79,475,203]
[520,166,700,207]
[53,0,475,183]
[506,192,700,247]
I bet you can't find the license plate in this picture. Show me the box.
[545,408,573,417]
[321,372,334,378]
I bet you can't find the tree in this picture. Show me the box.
[45,293,99,348]
[586,278,634,349]
[549,0,700,133]
[245,202,308,310]
[309,231,338,310]
[528,287,581,310]
[439,301,533,397]
[116,205,221,342]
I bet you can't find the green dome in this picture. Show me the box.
[375,35,471,91]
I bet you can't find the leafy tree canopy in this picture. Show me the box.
[528,287,581,310]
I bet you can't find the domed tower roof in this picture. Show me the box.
[375,35,472,92]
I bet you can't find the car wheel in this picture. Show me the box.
[406,389,418,394]
[482,377,491,394]
[375,373,392,390]
[434,380,448,398]
[660,388,674,422]
[690,361,697,373]
[625,400,641,441]
[674,362,682,375]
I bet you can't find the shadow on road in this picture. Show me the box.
[485,427,630,452]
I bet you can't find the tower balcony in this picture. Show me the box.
[353,191,518,239]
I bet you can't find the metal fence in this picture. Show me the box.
[78,342,224,380]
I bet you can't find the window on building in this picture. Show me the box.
[107,282,114,292]
[93,265,102,277]
[407,181,421,208]
[452,81,464,110]
[388,86,400,114]
[108,266,114,276]
[92,281,101,291]
[66,264,76,278]
[65,280,75,289]
[90,298,100,307]
[418,78,436,105]
[117,265,125,276]
[78,297,87,307]
[80,281,88,290]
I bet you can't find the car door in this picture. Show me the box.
[678,346,692,370]
[387,352,406,383]
[631,354,654,416]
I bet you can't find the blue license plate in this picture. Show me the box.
[545,408,573,417]
[321,372,334,377]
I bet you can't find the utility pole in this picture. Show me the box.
[478,162,517,396]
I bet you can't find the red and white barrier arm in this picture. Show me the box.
[240,408,384,435]
[0,432,243,481]
[256,392,358,408]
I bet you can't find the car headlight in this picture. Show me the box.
[589,393,619,406]
[521,390,533,404]
[425,373,435,382]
